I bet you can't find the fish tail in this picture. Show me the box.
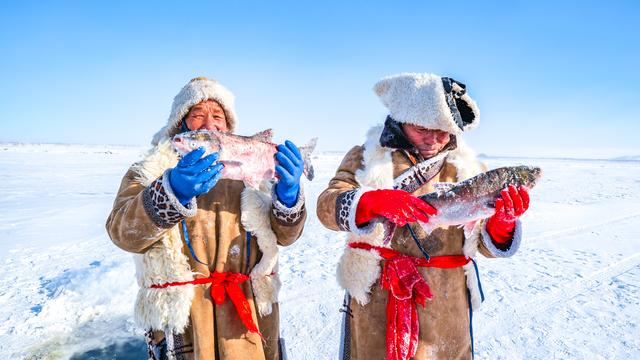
[382,221,397,245]
[418,221,434,235]
[301,138,318,181]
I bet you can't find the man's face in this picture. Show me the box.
[184,100,228,132]
[401,123,451,158]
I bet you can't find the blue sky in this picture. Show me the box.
[1,0,638,158]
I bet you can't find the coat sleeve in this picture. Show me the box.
[316,146,379,235]
[269,185,307,247]
[476,220,523,258]
[106,167,197,253]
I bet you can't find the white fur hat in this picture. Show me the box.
[152,77,238,145]
[373,73,480,135]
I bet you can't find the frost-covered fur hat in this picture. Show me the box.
[152,77,238,145]
[373,73,480,135]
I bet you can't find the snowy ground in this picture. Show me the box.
[1,143,639,359]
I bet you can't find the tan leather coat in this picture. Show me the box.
[107,167,306,360]
[317,145,516,360]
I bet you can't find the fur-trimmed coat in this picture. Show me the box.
[316,126,522,360]
[106,141,306,360]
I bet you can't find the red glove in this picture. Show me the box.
[355,189,437,227]
[486,185,530,244]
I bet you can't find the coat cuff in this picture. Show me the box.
[480,218,522,257]
[142,169,198,229]
[271,184,306,226]
[335,187,377,235]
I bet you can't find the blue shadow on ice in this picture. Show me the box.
[39,261,103,299]
[69,338,147,360]
[33,260,109,313]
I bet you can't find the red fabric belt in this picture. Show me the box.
[348,242,470,360]
[150,271,262,336]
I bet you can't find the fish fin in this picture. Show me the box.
[250,129,274,142]
[418,221,434,235]
[300,137,318,181]
[382,221,397,245]
[433,182,455,194]
[463,221,478,234]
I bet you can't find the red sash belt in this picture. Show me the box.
[348,242,470,360]
[150,271,262,336]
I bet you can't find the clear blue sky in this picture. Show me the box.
[1,0,638,158]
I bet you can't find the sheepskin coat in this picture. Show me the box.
[316,125,522,359]
[106,141,306,360]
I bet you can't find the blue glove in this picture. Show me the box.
[275,140,304,207]
[169,147,224,205]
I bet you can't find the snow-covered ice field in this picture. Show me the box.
[1,143,639,359]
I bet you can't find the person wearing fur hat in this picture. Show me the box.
[106,77,307,359]
[317,73,531,359]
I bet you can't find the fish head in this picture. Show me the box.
[172,130,222,157]
[510,165,543,189]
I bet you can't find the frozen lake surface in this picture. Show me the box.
[1,143,639,359]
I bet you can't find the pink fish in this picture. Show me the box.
[172,129,316,188]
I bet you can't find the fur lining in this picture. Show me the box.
[346,187,378,236]
[462,220,484,310]
[130,140,285,329]
[463,262,482,310]
[151,77,238,146]
[337,230,385,305]
[480,219,523,258]
[459,93,480,131]
[337,125,395,304]
[159,169,198,217]
[446,137,485,182]
[271,185,306,226]
[241,183,282,316]
[354,125,394,189]
[462,220,482,259]
[132,141,180,185]
[132,141,195,333]
[337,125,487,308]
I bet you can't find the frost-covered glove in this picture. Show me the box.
[355,189,437,227]
[486,185,530,243]
[169,147,224,205]
[275,140,304,207]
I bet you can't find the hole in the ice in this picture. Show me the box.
[69,338,147,360]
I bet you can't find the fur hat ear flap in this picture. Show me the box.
[441,77,480,132]
[455,96,477,129]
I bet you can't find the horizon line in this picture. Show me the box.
[2,141,639,162]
